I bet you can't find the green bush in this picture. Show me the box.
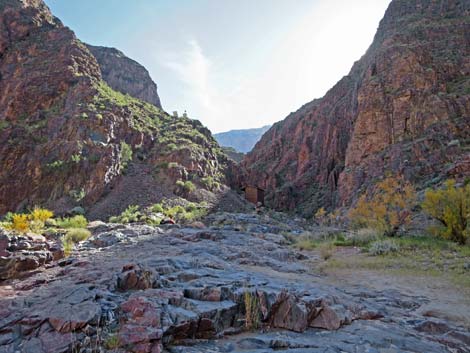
[109,205,141,224]
[56,215,88,229]
[66,228,91,243]
[183,181,196,193]
[150,203,164,213]
[62,228,91,256]
[201,176,220,191]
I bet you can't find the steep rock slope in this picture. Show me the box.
[215,125,271,153]
[242,0,470,216]
[0,0,228,216]
[86,44,162,109]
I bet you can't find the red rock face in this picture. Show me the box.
[242,0,470,216]
[0,0,229,217]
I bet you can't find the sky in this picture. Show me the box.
[44,0,392,133]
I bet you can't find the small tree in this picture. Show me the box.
[422,180,469,245]
[314,207,327,225]
[349,176,416,236]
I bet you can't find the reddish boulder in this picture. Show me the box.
[117,264,159,291]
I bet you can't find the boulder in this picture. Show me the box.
[117,264,159,291]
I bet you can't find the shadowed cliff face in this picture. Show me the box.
[0,0,228,216]
[242,0,470,216]
[86,45,162,109]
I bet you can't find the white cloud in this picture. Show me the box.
[165,40,214,112]
[161,0,391,133]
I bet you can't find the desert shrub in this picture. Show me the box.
[344,228,380,247]
[69,188,85,202]
[11,214,29,233]
[56,215,88,229]
[422,180,470,245]
[244,291,261,330]
[369,239,400,256]
[318,242,335,260]
[150,203,164,213]
[201,176,220,191]
[2,212,15,222]
[109,205,141,224]
[120,141,133,171]
[30,208,54,223]
[183,181,196,193]
[66,228,91,243]
[175,180,196,195]
[104,335,120,350]
[348,176,416,237]
[62,228,91,256]
[165,205,185,218]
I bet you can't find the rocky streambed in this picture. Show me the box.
[0,213,469,353]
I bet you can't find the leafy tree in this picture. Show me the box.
[422,180,469,245]
[349,176,416,236]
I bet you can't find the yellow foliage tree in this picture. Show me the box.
[314,207,327,224]
[349,176,416,236]
[422,180,470,245]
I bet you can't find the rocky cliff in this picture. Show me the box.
[242,0,470,216]
[0,0,228,217]
[86,44,162,109]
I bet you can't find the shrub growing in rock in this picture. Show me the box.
[66,228,91,243]
[109,205,141,224]
[56,215,88,229]
[62,228,91,256]
[422,180,469,245]
[201,176,221,191]
[244,291,261,330]
[348,176,416,237]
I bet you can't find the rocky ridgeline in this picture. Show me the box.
[1,213,469,353]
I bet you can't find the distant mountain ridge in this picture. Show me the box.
[215,125,271,153]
